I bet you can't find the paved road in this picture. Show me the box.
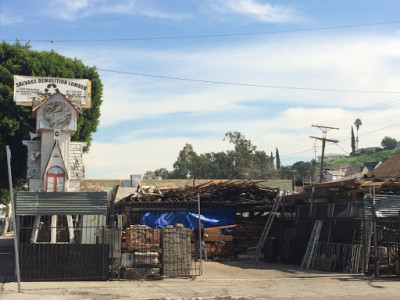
[1,234,400,300]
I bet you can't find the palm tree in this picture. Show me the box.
[354,118,362,150]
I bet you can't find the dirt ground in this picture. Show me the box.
[1,234,400,300]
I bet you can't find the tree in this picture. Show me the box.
[292,161,313,184]
[154,168,171,179]
[351,126,356,155]
[143,171,156,179]
[172,143,199,179]
[354,118,362,150]
[381,136,398,150]
[0,41,103,205]
[275,148,281,169]
[224,131,274,179]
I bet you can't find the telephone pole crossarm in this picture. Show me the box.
[309,136,338,143]
[312,125,339,130]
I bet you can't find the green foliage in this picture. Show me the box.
[0,188,10,206]
[275,148,281,169]
[381,136,398,150]
[354,118,362,130]
[143,171,156,179]
[154,168,171,179]
[292,161,313,183]
[151,132,275,180]
[354,118,362,149]
[279,161,314,185]
[351,126,355,155]
[172,143,199,178]
[325,149,400,166]
[0,41,103,202]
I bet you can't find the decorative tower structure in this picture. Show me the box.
[13,76,91,192]
[14,76,91,243]
[23,91,86,192]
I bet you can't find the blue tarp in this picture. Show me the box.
[140,208,236,230]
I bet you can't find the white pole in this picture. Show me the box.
[6,146,21,293]
[30,215,41,243]
[50,215,58,243]
[66,215,75,243]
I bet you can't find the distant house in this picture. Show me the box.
[344,165,367,178]
[317,153,346,163]
[317,164,368,182]
[324,170,345,182]
[354,147,380,155]
[364,161,382,172]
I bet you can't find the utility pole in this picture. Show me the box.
[310,125,339,183]
[313,142,317,162]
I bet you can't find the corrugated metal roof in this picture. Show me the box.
[15,192,107,216]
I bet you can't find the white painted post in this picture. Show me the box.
[66,215,75,243]
[50,215,57,243]
[30,215,41,243]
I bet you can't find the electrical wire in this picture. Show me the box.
[335,143,350,155]
[97,68,400,94]
[278,95,400,155]
[280,148,316,157]
[339,122,400,143]
[8,20,400,43]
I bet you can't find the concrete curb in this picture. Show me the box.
[126,297,252,300]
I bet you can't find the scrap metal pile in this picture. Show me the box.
[117,180,279,207]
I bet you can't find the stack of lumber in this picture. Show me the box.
[162,224,191,277]
[117,180,278,207]
[204,225,235,260]
[232,216,279,255]
[122,225,160,252]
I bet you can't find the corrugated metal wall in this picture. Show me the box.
[15,192,107,216]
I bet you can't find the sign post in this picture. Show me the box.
[6,146,21,293]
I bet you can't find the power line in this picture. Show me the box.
[280,148,316,157]
[98,68,400,94]
[8,20,400,43]
[339,122,400,143]
[335,143,350,155]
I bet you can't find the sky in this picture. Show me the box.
[2,0,400,179]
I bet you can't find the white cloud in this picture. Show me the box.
[42,0,190,21]
[58,32,400,177]
[209,0,301,23]
[0,15,23,25]
[64,33,400,128]
[84,103,400,178]
[84,138,230,178]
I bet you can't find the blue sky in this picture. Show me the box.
[2,0,400,178]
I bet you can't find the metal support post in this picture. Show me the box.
[6,146,21,292]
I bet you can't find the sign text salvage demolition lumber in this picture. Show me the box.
[13,75,91,108]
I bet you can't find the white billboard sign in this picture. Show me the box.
[13,75,91,108]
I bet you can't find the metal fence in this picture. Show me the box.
[314,242,363,273]
[364,194,400,276]
[18,222,110,281]
[291,202,364,273]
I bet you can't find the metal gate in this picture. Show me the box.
[15,192,109,281]
[113,194,203,279]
